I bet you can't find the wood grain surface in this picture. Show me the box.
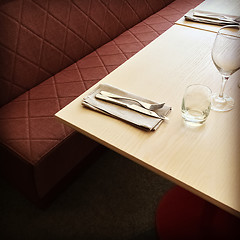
[56,24,240,217]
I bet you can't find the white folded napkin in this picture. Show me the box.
[193,9,239,20]
[82,84,171,131]
[185,9,240,25]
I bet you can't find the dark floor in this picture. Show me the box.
[0,149,174,240]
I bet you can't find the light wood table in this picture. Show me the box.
[55,24,240,218]
[176,0,240,33]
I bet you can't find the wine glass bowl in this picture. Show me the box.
[211,25,240,111]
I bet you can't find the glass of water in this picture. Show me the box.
[182,84,212,126]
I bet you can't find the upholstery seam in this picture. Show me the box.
[4,138,64,141]
[125,0,143,22]
[140,18,169,36]
[144,0,154,13]
[71,0,113,50]
[31,0,94,56]
[99,0,127,32]
[94,50,110,75]
[0,115,72,120]
[60,1,72,68]
[7,0,23,102]
[0,1,94,65]
[52,74,67,137]
[75,62,87,91]
[0,76,26,92]
[36,0,49,82]
[26,90,33,160]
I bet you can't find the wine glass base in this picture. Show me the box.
[211,93,234,112]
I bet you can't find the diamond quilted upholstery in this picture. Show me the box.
[0,0,203,204]
[0,0,176,107]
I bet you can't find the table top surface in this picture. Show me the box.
[176,0,240,33]
[55,23,240,218]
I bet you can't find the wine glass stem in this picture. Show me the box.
[219,76,229,98]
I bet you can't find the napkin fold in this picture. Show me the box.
[82,84,171,131]
[185,9,240,26]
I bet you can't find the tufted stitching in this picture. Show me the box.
[1,0,177,107]
[0,0,203,164]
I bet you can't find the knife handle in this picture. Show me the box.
[95,93,128,107]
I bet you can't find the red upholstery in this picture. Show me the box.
[156,186,240,240]
[0,0,177,107]
[0,0,203,205]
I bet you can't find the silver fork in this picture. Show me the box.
[99,91,165,110]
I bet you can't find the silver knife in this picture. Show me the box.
[95,93,168,120]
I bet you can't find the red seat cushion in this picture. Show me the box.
[156,186,240,239]
[0,0,204,166]
[0,0,204,204]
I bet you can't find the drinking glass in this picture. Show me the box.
[211,25,240,111]
[182,84,212,126]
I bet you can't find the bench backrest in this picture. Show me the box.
[0,0,174,107]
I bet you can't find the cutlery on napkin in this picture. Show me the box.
[98,91,165,110]
[185,9,240,25]
[82,84,171,131]
[95,92,168,120]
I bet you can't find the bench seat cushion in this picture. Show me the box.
[0,0,203,205]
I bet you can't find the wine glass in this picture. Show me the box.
[211,25,240,112]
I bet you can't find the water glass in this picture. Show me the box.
[182,84,212,126]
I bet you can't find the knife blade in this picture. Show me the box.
[95,93,168,120]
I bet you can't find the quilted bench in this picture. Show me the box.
[0,0,203,206]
